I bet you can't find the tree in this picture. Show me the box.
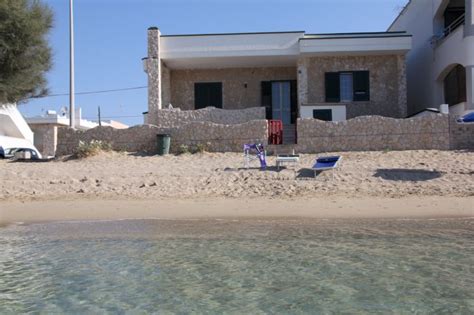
[0,0,53,104]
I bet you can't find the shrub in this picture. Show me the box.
[194,142,211,154]
[177,144,190,155]
[75,140,112,158]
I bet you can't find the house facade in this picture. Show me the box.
[389,0,474,116]
[143,27,411,136]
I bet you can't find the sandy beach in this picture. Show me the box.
[1,150,473,223]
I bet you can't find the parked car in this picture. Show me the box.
[0,146,17,159]
[12,148,42,160]
[457,112,474,123]
[0,135,43,160]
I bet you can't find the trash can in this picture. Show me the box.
[156,134,171,155]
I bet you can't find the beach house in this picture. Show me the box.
[389,0,474,116]
[143,28,411,142]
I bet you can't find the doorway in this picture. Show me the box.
[271,81,291,125]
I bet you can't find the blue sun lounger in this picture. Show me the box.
[312,156,342,178]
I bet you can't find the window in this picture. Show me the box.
[339,73,353,102]
[313,109,332,121]
[194,82,223,109]
[325,71,370,102]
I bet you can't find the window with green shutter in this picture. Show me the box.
[325,71,370,102]
[325,72,340,102]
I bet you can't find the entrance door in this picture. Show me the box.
[271,81,291,125]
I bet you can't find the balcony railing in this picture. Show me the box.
[430,13,465,46]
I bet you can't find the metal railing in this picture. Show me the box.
[430,13,465,46]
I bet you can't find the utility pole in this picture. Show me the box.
[69,0,75,128]
[98,106,102,126]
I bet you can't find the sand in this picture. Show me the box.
[0,150,473,223]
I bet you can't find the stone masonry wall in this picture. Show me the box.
[449,116,474,150]
[30,124,58,157]
[305,55,407,119]
[297,114,451,153]
[170,67,296,110]
[56,120,268,155]
[149,106,266,128]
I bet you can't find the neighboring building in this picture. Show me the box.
[0,104,42,158]
[26,108,128,157]
[142,28,411,140]
[389,0,474,115]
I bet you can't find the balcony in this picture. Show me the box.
[431,13,465,46]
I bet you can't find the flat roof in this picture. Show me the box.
[161,30,305,37]
[302,31,411,40]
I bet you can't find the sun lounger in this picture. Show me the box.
[276,154,299,170]
[312,156,342,178]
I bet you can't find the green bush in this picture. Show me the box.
[194,142,211,154]
[177,144,190,155]
[75,140,112,158]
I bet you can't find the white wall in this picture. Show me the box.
[390,0,474,113]
[389,0,437,115]
[300,105,346,121]
[0,104,34,143]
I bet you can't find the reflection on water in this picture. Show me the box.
[0,218,473,313]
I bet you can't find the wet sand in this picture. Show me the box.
[1,197,473,225]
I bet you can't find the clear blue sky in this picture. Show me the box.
[20,0,409,126]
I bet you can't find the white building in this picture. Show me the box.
[0,104,42,158]
[389,0,474,115]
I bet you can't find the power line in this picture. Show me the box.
[27,85,147,99]
[82,115,143,120]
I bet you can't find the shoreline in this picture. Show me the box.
[1,196,473,225]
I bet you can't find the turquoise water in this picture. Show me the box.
[1,218,473,314]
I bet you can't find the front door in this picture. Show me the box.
[271,81,291,125]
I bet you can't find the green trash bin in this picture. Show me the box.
[156,134,171,155]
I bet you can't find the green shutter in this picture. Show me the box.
[353,71,370,101]
[325,72,340,102]
[261,81,272,119]
[290,80,297,123]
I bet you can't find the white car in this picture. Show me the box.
[0,135,42,159]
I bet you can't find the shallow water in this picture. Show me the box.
[1,218,473,314]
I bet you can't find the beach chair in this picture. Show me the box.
[312,156,342,179]
[243,143,267,169]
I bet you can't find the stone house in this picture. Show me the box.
[143,28,411,143]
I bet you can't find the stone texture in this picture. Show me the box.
[146,28,161,114]
[149,106,266,127]
[169,67,297,110]
[297,114,451,153]
[449,116,474,150]
[305,55,408,119]
[30,124,58,157]
[56,120,268,155]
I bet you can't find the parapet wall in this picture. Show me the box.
[150,106,266,128]
[56,120,268,155]
[449,116,474,150]
[297,114,452,152]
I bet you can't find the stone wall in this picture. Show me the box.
[148,106,266,128]
[56,120,268,155]
[303,55,407,119]
[449,117,474,150]
[30,124,58,157]
[169,67,296,110]
[297,114,451,153]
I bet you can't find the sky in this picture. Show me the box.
[20,0,409,126]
